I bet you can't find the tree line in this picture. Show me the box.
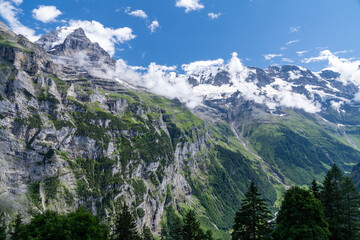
[0,202,218,240]
[0,164,359,239]
[232,164,360,240]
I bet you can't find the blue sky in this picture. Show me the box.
[1,0,360,71]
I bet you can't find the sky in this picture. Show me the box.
[1,0,360,72]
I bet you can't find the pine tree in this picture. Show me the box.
[341,176,360,240]
[168,215,183,240]
[232,182,272,240]
[0,212,6,240]
[311,179,320,200]
[142,225,155,240]
[272,186,330,240]
[182,210,204,240]
[321,164,345,240]
[112,203,141,240]
[10,213,24,240]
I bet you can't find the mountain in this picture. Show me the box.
[1,22,360,238]
[36,27,115,75]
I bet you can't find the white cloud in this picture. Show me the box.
[176,0,204,13]
[297,50,308,56]
[334,49,353,54]
[95,51,321,112]
[32,5,62,23]
[148,20,160,33]
[55,20,135,56]
[286,39,300,45]
[303,50,360,87]
[125,7,148,19]
[289,26,301,32]
[10,0,21,6]
[0,0,40,41]
[208,12,221,19]
[182,58,224,74]
[142,63,202,108]
[264,54,283,61]
[124,7,160,33]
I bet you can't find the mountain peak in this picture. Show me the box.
[66,28,90,43]
[72,27,86,36]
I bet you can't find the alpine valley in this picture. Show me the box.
[1,21,360,239]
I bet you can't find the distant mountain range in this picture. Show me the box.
[1,21,360,239]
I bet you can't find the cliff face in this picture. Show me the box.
[1,22,360,239]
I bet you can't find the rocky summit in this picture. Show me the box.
[1,22,360,239]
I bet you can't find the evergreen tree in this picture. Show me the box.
[272,186,330,240]
[341,176,360,240]
[321,164,345,240]
[0,212,6,240]
[112,203,141,240]
[168,215,183,240]
[10,213,25,240]
[182,210,205,240]
[66,207,109,240]
[232,182,272,240]
[142,225,155,240]
[311,179,320,200]
[204,229,215,240]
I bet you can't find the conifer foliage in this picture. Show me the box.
[321,164,360,240]
[232,182,272,240]
[7,208,109,240]
[311,179,320,200]
[272,186,330,240]
[321,164,345,240]
[112,203,141,240]
[162,209,216,240]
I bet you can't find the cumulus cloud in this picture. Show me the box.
[55,20,135,56]
[264,54,283,61]
[0,0,40,41]
[32,5,62,23]
[303,50,360,88]
[208,12,221,19]
[289,26,301,32]
[182,58,224,74]
[124,7,160,33]
[85,57,201,108]
[148,20,160,33]
[286,39,300,45]
[176,0,204,12]
[142,63,202,108]
[125,7,148,19]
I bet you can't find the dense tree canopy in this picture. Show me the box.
[9,208,109,240]
[272,186,330,240]
[321,165,360,240]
